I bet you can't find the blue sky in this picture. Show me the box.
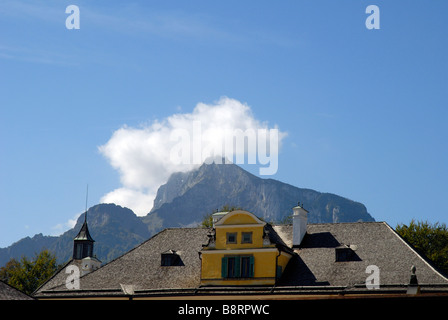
[1,0,447,248]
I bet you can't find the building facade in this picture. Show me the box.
[200,210,293,286]
[34,205,448,300]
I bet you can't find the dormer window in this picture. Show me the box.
[201,210,294,287]
[161,250,184,266]
[335,245,360,262]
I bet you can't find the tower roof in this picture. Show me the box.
[74,214,95,242]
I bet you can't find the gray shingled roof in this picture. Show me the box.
[275,222,448,287]
[35,228,209,298]
[0,280,34,300]
[34,222,448,299]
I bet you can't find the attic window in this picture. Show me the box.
[161,250,184,266]
[241,232,253,244]
[226,232,237,244]
[335,245,360,262]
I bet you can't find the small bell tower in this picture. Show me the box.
[72,186,101,275]
[72,210,101,275]
[73,212,95,260]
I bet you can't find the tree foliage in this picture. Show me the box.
[395,220,448,276]
[0,249,59,295]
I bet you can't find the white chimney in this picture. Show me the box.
[292,203,308,246]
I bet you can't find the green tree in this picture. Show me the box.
[0,258,21,283]
[396,220,448,276]
[201,212,214,228]
[0,250,59,295]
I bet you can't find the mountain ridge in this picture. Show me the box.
[1,163,374,267]
[143,162,374,230]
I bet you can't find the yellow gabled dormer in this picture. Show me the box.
[214,210,268,250]
[200,210,293,286]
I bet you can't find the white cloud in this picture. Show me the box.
[51,212,82,236]
[98,97,286,216]
[100,188,156,217]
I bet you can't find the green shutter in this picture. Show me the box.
[221,257,228,278]
[276,266,282,279]
[249,256,254,278]
[235,256,241,278]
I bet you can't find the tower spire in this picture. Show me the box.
[73,185,95,260]
[71,185,102,274]
[84,184,88,223]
